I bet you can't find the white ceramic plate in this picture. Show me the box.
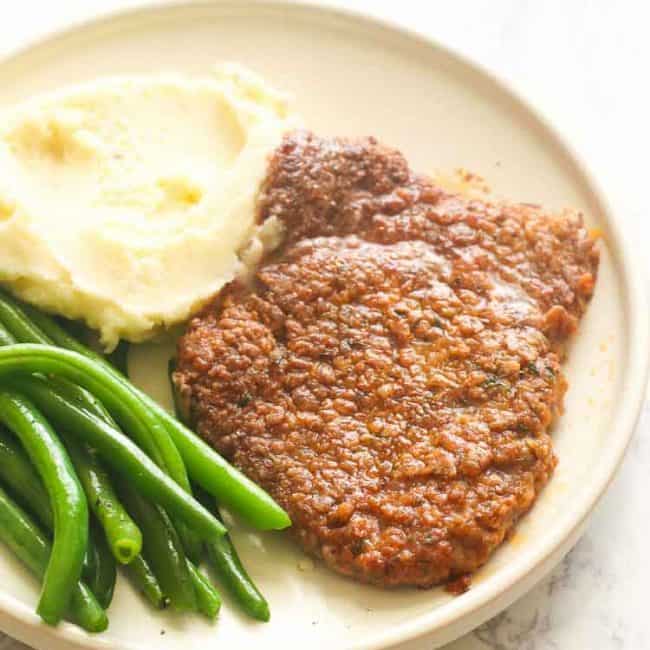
[0,3,647,650]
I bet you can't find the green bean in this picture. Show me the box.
[44,332,202,560]
[68,578,109,632]
[117,350,201,563]
[87,522,116,610]
[0,298,120,462]
[195,487,270,622]
[0,293,170,564]
[159,406,290,530]
[0,344,277,532]
[139,364,223,618]
[8,305,289,530]
[0,324,106,581]
[0,291,52,345]
[54,387,137,553]
[17,303,105,360]
[47,379,152,574]
[17,312,290,531]
[63,434,142,564]
[187,561,221,620]
[65,436,142,564]
[9,373,224,540]
[5,310,192,502]
[205,535,268,621]
[169,370,262,620]
[0,484,107,632]
[0,322,16,347]
[0,427,107,593]
[0,390,87,625]
[117,483,196,613]
[49,376,116,425]
[0,308,148,562]
[0,427,53,529]
[84,528,98,590]
[125,554,168,610]
[4,303,193,547]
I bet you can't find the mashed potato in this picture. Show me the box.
[0,65,296,350]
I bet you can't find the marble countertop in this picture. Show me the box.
[1,2,648,649]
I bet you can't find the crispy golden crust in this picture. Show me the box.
[176,131,599,588]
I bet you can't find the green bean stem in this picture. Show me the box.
[117,483,196,613]
[125,554,168,610]
[63,434,142,564]
[0,390,88,625]
[187,561,221,620]
[10,373,224,540]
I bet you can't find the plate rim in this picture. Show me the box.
[0,2,647,649]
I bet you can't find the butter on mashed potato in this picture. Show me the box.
[0,65,297,350]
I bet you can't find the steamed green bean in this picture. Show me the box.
[9,372,224,540]
[0,391,87,625]
[0,484,107,632]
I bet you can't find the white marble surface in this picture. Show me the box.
[1,2,648,649]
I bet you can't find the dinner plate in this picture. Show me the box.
[0,2,647,649]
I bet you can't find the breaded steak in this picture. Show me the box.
[175,131,599,588]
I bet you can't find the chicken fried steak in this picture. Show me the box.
[175,131,599,589]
